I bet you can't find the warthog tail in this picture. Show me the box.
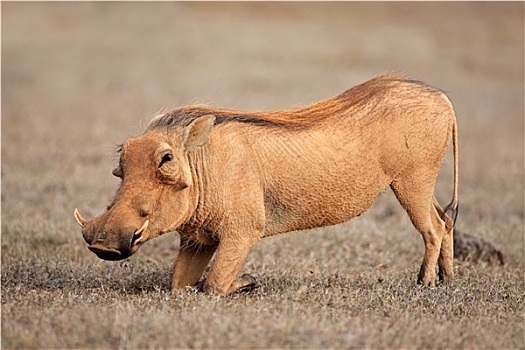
[441,111,459,228]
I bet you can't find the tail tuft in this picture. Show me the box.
[442,200,459,227]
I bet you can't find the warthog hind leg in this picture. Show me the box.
[391,176,451,287]
[434,197,454,283]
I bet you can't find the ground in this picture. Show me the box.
[2,2,524,349]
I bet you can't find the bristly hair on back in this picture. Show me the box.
[146,75,439,131]
[146,105,288,130]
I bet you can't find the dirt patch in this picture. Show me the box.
[454,230,505,265]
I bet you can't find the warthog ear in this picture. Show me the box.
[183,115,216,150]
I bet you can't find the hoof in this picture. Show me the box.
[233,273,259,293]
[194,279,206,293]
[417,278,437,288]
[438,269,454,285]
[417,267,437,287]
[198,274,259,296]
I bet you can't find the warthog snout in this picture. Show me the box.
[74,208,149,261]
[88,243,122,260]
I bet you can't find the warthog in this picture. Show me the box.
[75,75,458,295]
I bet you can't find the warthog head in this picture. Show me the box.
[74,115,215,260]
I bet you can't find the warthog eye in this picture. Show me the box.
[159,153,173,168]
[155,146,187,188]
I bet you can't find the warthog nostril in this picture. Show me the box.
[88,243,121,260]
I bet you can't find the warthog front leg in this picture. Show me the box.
[172,238,217,290]
[202,234,260,296]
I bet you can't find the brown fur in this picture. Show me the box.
[75,75,459,295]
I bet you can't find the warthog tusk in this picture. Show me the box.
[133,220,149,242]
[74,208,88,227]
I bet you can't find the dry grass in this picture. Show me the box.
[2,2,524,349]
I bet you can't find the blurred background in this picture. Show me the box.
[2,2,523,264]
